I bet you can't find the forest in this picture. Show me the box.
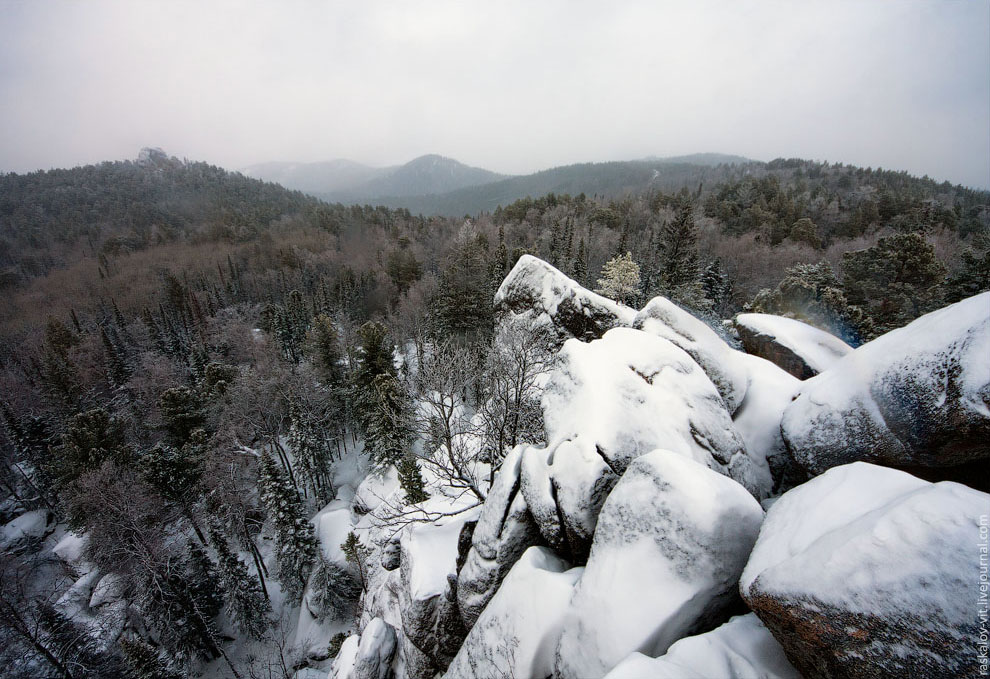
[0,149,988,678]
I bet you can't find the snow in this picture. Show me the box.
[331,635,361,679]
[780,291,990,472]
[731,353,802,478]
[349,618,397,679]
[494,255,636,342]
[740,462,988,675]
[446,547,583,679]
[403,514,473,601]
[741,462,985,615]
[634,296,749,413]
[735,312,852,374]
[542,327,771,497]
[52,530,88,565]
[554,450,765,679]
[602,614,801,679]
[313,502,354,564]
[0,508,48,546]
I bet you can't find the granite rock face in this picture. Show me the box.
[734,312,852,380]
[741,462,989,679]
[781,292,990,475]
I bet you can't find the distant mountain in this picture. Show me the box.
[244,152,759,216]
[241,158,390,195]
[355,154,507,198]
[639,152,754,166]
[243,154,506,202]
[365,159,762,216]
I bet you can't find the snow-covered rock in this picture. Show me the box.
[331,634,361,679]
[520,437,618,561]
[633,296,750,413]
[732,353,805,493]
[602,614,800,679]
[494,255,636,345]
[554,450,765,679]
[446,547,582,679]
[735,312,852,379]
[399,512,476,669]
[0,508,49,550]
[781,292,990,475]
[457,447,542,628]
[741,462,988,678]
[543,328,772,498]
[348,618,398,679]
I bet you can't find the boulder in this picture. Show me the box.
[634,296,750,413]
[734,312,853,379]
[741,462,988,679]
[446,547,582,679]
[554,450,765,679]
[398,508,476,667]
[781,292,990,475]
[602,614,801,679]
[731,353,805,494]
[457,447,543,628]
[348,618,398,679]
[494,255,636,345]
[520,437,618,562]
[543,327,772,498]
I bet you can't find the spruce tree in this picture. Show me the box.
[363,373,413,472]
[258,452,318,604]
[120,637,186,679]
[397,453,429,503]
[286,403,335,504]
[208,527,271,639]
[658,201,700,295]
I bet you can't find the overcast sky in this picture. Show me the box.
[1,0,988,187]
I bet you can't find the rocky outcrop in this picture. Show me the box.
[554,450,765,679]
[741,462,988,679]
[734,312,852,380]
[494,255,636,345]
[634,296,750,413]
[602,614,800,679]
[456,447,543,628]
[350,618,398,679]
[781,292,990,475]
[446,547,581,679]
[543,328,772,498]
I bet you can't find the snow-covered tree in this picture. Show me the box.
[119,637,186,679]
[258,452,318,604]
[595,252,641,305]
[208,527,271,639]
[363,373,414,473]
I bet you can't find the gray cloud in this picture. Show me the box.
[1,0,987,187]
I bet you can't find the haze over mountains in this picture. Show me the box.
[242,152,753,216]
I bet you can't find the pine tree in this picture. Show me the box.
[258,452,318,604]
[657,201,700,295]
[397,453,429,504]
[158,386,206,446]
[287,402,335,504]
[341,531,372,593]
[34,601,126,678]
[363,373,414,473]
[573,237,588,286]
[100,325,132,387]
[701,258,733,314]
[208,527,271,639]
[120,637,186,679]
[308,314,344,386]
